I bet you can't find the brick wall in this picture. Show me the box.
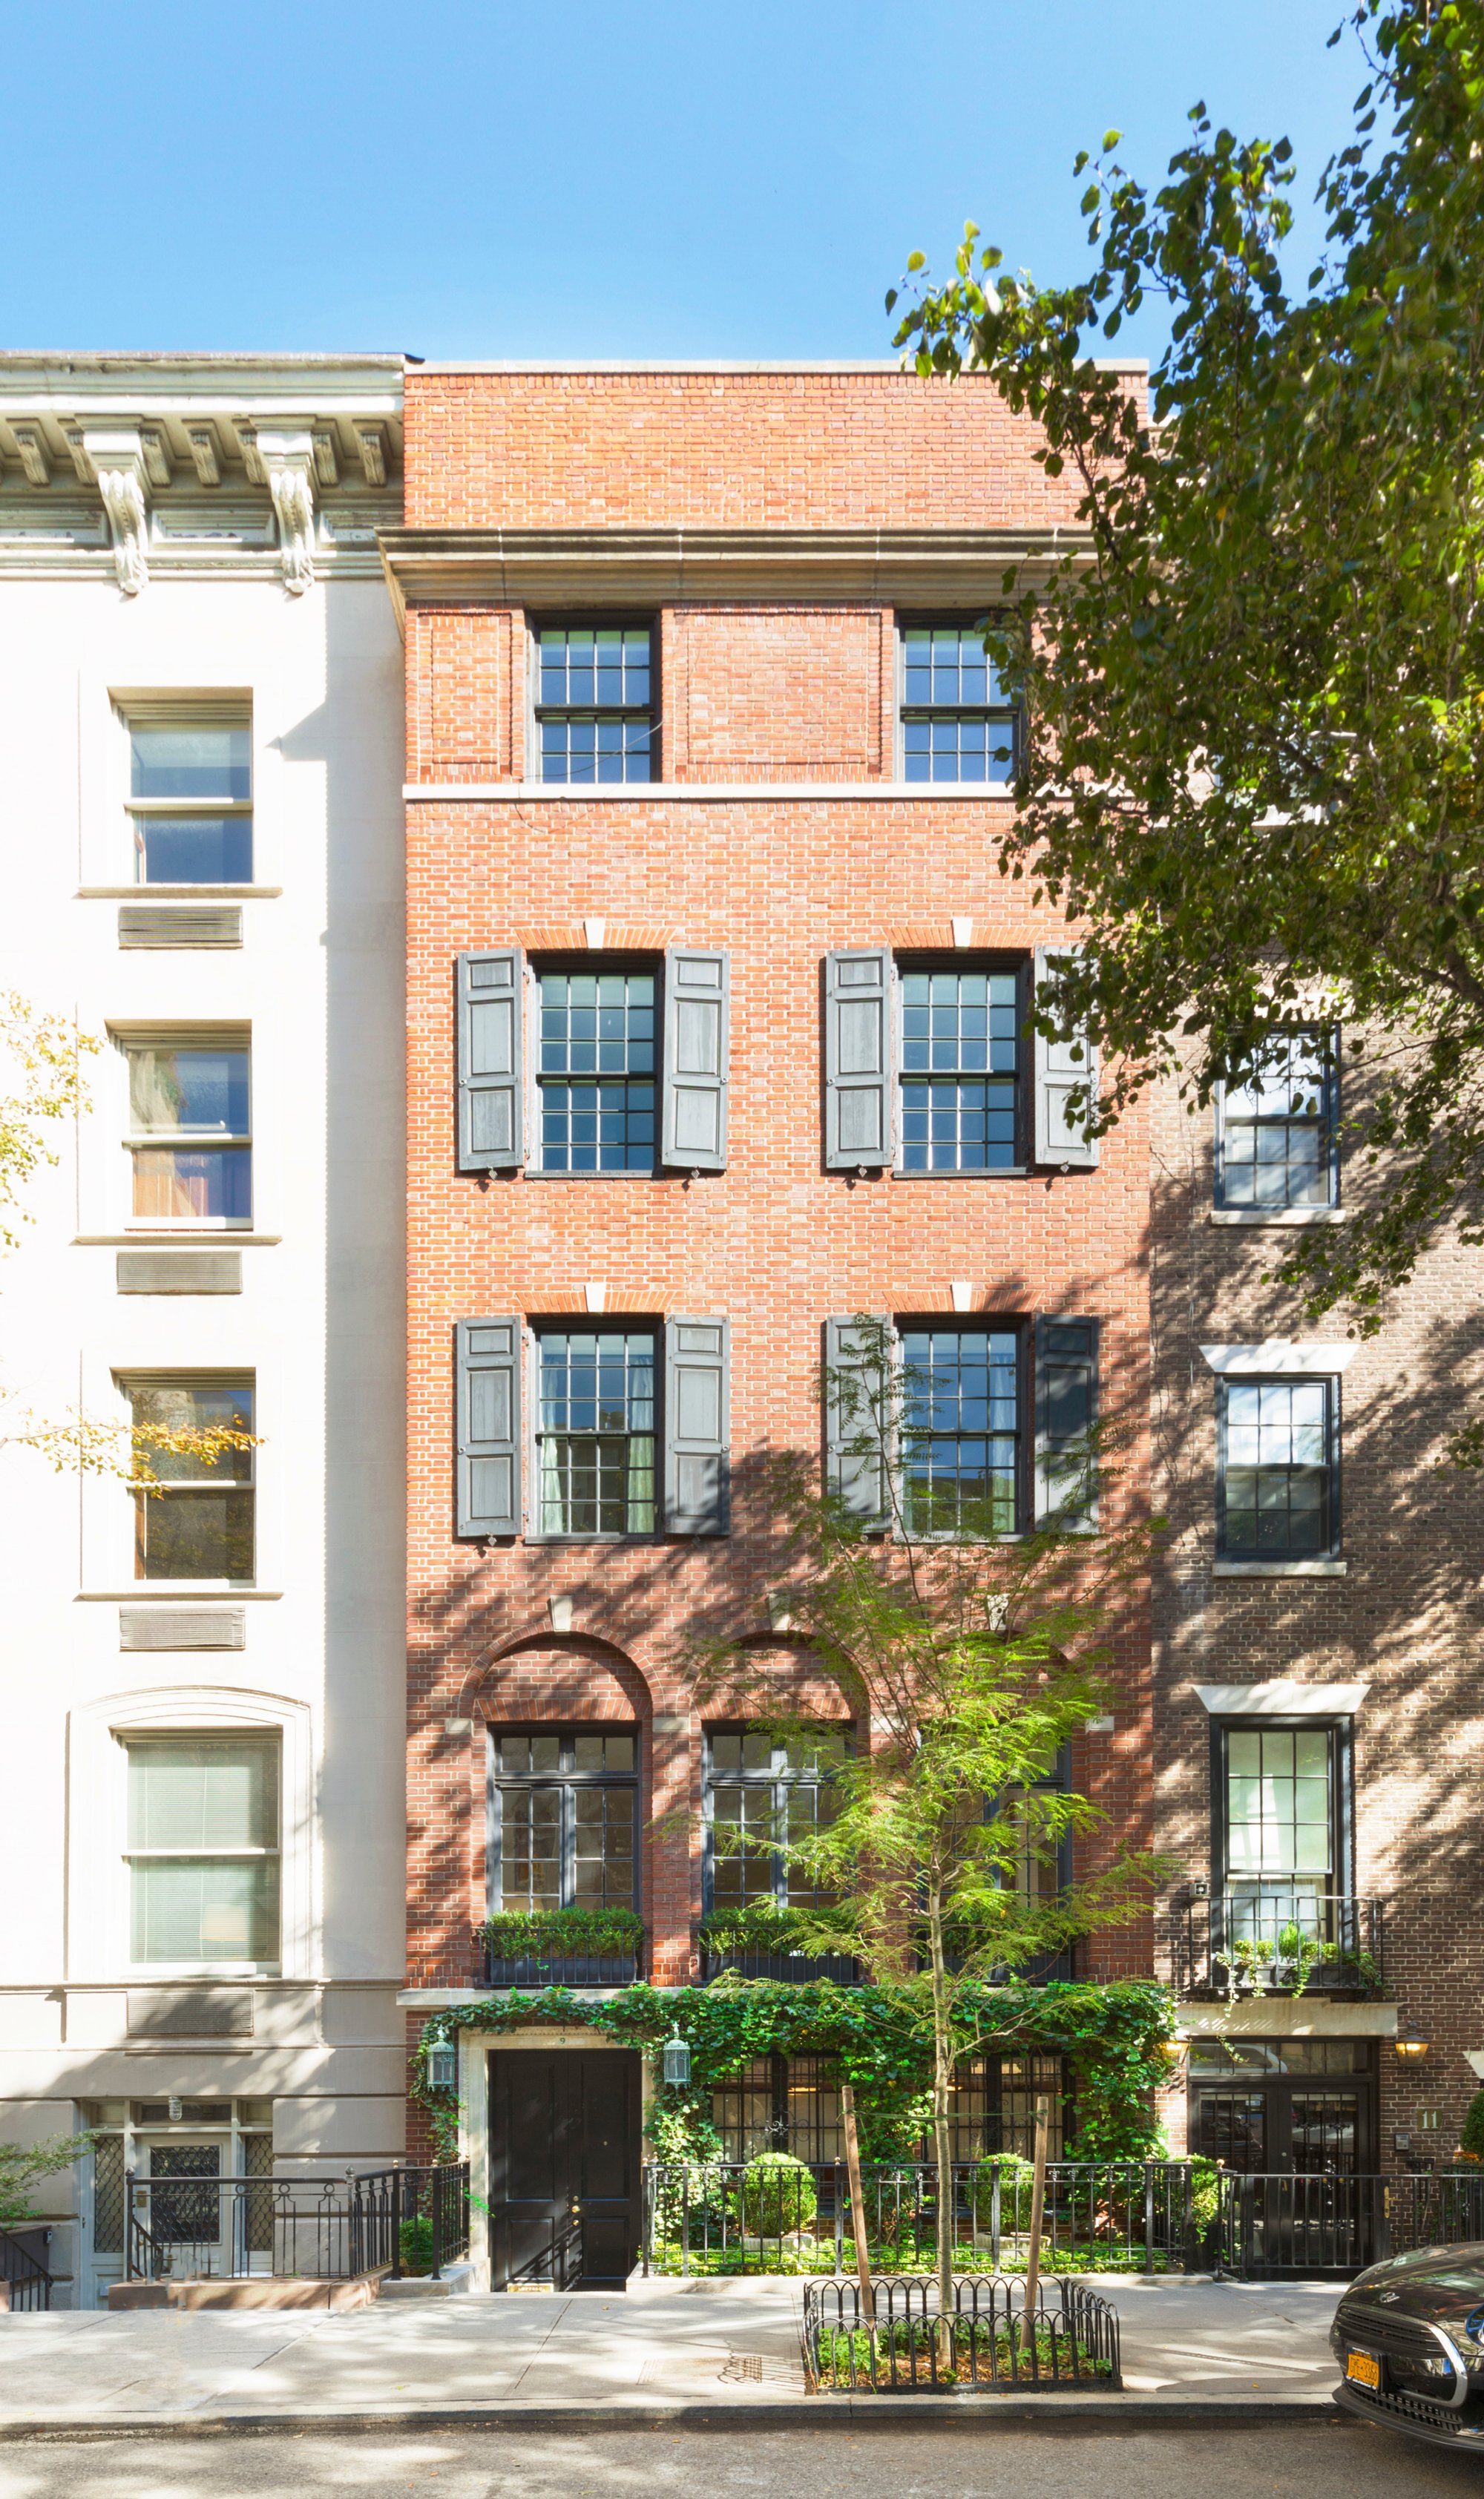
[401,370,1156,2089]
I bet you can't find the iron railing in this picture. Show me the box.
[0,2223,53,2312]
[482,1951,642,1987]
[125,2162,470,2285]
[701,1948,861,1983]
[1177,1894,1386,1997]
[802,2272,1121,2392]
[643,2158,1201,2277]
[1217,2169,1484,2279]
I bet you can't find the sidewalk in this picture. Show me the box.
[0,2273,1344,2436]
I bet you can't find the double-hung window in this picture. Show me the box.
[536,1330,657,1536]
[127,719,252,885]
[1218,1376,1339,1561]
[128,1379,255,1582]
[488,1731,638,1912]
[901,624,1018,784]
[537,968,657,1172]
[1215,1030,1339,1210]
[704,1728,847,1917]
[536,626,653,783]
[124,1037,251,1224]
[1218,1721,1347,1956]
[125,1734,280,1966]
[900,965,1023,1171]
[900,1326,1022,1536]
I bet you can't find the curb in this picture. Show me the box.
[0,2393,1342,2443]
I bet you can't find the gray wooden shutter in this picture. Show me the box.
[825,1315,892,1529]
[457,948,525,1172]
[824,948,893,1169]
[664,1316,729,1534]
[456,1318,522,1537]
[1032,945,1100,1167]
[662,947,729,1171]
[1034,1316,1099,1529]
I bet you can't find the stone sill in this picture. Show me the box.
[1210,1208,1347,1227]
[1212,1560,1347,1579]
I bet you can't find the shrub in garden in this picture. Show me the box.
[971,2152,1034,2227]
[739,2150,818,2236]
[398,2214,434,2276]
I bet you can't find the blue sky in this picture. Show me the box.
[5,1,1368,362]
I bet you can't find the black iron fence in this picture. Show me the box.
[643,2158,1201,2277]
[700,1948,862,1984]
[1177,1894,1386,1997]
[0,2223,53,2312]
[1216,2169,1484,2278]
[801,2272,1121,2393]
[482,1951,642,1987]
[125,2163,470,2285]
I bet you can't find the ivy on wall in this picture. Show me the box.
[411,1977,1178,2164]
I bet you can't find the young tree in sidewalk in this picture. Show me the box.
[692,1318,1161,2341]
[889,4,1484,1419]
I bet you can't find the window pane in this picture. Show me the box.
[1221,1377,1332,1558]
[134,1488,255,1580]
[537,1333,657,1532]
[132,1149,252,1221]
[131,727,250,802]
[129,1048,249,1137]
[497,1736,531,1776]
[128,1738,278,1850]
[131,1856,278,1962]
[133,816,253,885]
[129,1383,254,1482]
[901,1330,1020,1535]
[1220,1031,1334,1209]
[501,1787,562,1912]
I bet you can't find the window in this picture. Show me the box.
[900,1327,1022,1536]
[536,626,652,783]
[945,2054,1068,2161]
[125,1735,280,1964]
[899,965,1022,1172]
[704,1728,847,1916]
[488,1730,638,1912]
[129,1381,255,1581]
[901,625,1017,784]
[538,968,657,1172]
[1218,1375,1338,1560]
[124,1039,251,1224]
[1216,1030,1338,1210]
[1222,1724,1338,1949]
[127,721,252,885]
[712,2055,841,2162]
[536,1331,657,1535]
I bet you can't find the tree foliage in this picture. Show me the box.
[890,3,1484,1387]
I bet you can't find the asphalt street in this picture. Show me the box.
[0,2418,1465,2499]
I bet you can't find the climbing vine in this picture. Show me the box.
[410,1977,1178,2164]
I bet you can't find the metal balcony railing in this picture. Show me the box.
[124,2163,470,2285]
[1176,1892,1386,1997]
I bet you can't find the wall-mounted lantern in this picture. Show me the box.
[662,2028,692,2088]
[426,2042,458,2092]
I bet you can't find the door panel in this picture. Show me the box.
[490,2050,640,2291]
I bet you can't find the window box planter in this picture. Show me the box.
[477,1910,643,1990]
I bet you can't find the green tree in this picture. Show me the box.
[890,3,1484,1424]
[0,2132,97,2231]
[691,1321,1160,2337]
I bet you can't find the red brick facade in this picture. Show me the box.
[395,371,1156,2135]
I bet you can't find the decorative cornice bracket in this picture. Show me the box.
[82,427,150,595]
[256,427,318,595]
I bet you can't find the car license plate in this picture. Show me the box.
[1346,2351,1382,2390]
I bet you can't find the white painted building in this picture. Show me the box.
[0,356,407,2305]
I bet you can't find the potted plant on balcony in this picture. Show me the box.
[689,1316,1164,2363]
[477,1905,645,1986]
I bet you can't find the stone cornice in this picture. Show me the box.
[378,523,1093,629]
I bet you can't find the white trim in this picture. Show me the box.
[1200,1340,1357,1375]
[404,781,1017,804]
[1210,1209,1349,1229]
[410,358,1149,376]
[1194,1679,1370,1716]
[1212,1559,1347,1578]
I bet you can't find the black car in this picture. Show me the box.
[1333,2244,1484,2448]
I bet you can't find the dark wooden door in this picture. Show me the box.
[488,2049,640,2291]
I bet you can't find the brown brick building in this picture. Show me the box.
[385,365,1156,2286]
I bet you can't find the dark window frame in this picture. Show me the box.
[893,953,1031,1175]
[1214,1026,1341,1212]
[897,617,1021,787]
[895,1316,1031,1540]
[531,953,660,1178]
[485,1725,641,1916]
[529,1321,662,1544]
[533,620,657,786]
[1215,1371,1342,1563]
[1207,1715,1355,1910]
[701,1726,850,1917]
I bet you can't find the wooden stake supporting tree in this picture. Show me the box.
[839,2082,874,2331]
[1021,2093,1051,2357]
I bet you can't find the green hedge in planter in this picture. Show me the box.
[479,1907,645,1960]
[739,2150,818,2236]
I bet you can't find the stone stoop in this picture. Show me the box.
[107,2270,389,2314]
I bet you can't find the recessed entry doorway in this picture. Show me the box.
[487,2048,642,2290]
